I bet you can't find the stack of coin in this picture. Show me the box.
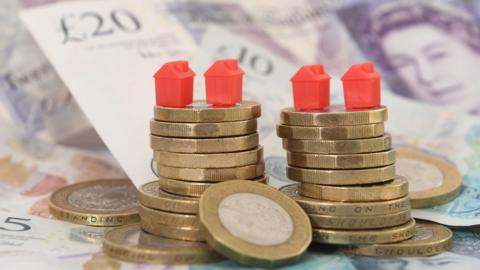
[277,106,418,245]
[139,100,266,242]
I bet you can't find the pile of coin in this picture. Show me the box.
[135,101,265,250]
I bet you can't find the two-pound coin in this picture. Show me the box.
[199,180,312,268]
[103,224,223,264]
[342,221,452,256]
[154,101,261,122]
[299,177,409,202]
[49,179,139,226]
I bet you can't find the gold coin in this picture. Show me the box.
[138,181,198,214]
[150,119,257,138]
[287,165,395,185]
[309,209,411,229]
[154,100,261,122]
[342,221,452,257]
[300,176,409,202]
[277,123,384,140]
[150,133,258,153]
[280,105,388,126]
[282,134,391,154]
[155,147,263,168]
[287,150,395,169]
[279,184,411,216]
[396,147,462,208]
[199,180,312,268]
[49,179,139,226]
[139,204,199,228]
[102,224,223,264]
[141,218,205,242]
[312,218,416,244]
[157,163,265,181]
[159,176,268,197]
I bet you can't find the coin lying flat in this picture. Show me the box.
[309,209,411,229]
[150,119,257,138]
[150,133,259,153]
[138,181,199,214]
[396,148,462,208]
[287,165,395,185]
[139,204,199,228]
[342,221,452,256]
[157,163,265,181]
[280,106,388,126]
[287,165,396,186]
[141,217,204,242]
[102,224,223,264]
[280,184,410,216]
[277,123,384,140]
[287,150,395,169]
[299,177,409,202]
[282,134,391,154]
[199,180,312,268]
[155,147,263,168]
[154,101,261,122]
[49,179,139,226]
[159,176,268,197]
[312,218,415,245]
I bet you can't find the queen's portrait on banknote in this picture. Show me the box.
[338,2,480,115]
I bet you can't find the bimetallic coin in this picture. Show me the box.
[277,123,384,140]
[282,134,391,154]
[157,163,265,182]
[141,218,205,242]
[308,209,411,229]
[153,101,261,122]
[280,106,388,126]
[287,165,396,186]
[287,150,395,169]
[139,204,199,228]
[150,133,258,153]
[102,224,223,264]
[299,177,409,202]
[287,165,395,185]
[49,179,139,226]
[138,181,198,214]
[396,148,462,208]
[312,218,416,244]
[199,180,312,268]
[342,221,452,257]
[150,119,256,138]
[159,176,268,197]
[280,184,411,216]
[155,147,263,168]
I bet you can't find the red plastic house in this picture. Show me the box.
[153,60,195,107]
[341,62,380,110]
[290,64,331,111]
[204,59,244,106]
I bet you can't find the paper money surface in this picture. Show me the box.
[20,0,198,187]
[0,0,93,144]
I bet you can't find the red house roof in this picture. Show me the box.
[154,60,195,79]
[341,62,379,81]
[204,59,244,77]
[291,64,330,82]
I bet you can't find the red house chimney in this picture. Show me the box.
[290,64,330,111]
[204,59,244,106]
[341,62,380,110]
[153,60,195,108]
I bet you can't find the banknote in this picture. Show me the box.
[20,0,198,187]
[335,0,480,116]
[0,113,125,219]
[0,0,94,144]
